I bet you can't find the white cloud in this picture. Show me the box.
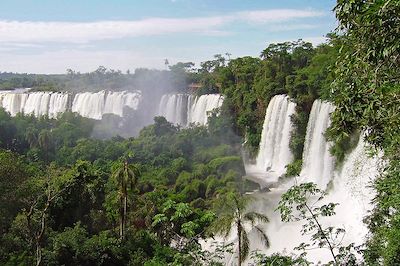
[236,9,324,23]
[0,9,324,44]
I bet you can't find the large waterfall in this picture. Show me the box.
[187,94,224,125]
[245,95,296,182]
[213,97,381,264]
[158,93,224,126]
[299,100,335,188]
[0,90,141,120]
[0,91,69,118]
[72,90,141,120]
[158,94,189,125]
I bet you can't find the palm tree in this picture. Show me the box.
[209,193,270,266]
[38,129,53,161]
[113,160,140,239]
[25,127,38,148]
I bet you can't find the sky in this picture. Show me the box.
[0,0,337,74]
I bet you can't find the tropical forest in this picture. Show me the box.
[0,1,399,265]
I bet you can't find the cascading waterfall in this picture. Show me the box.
[71,90,141,120]
[48,93,69,118]
[157,93,224,126]
[0,91,69,118]
[71,91,106,120]
[245,95,296,182]
[187,94,224,125]
[23,92,52,117]
[212,98,381,264]
[0,92,28,116]
[158,94,189,125]
[326,136,381,247]
[103,91,141,117]
[299,100,335,188]
[0,90,140,120]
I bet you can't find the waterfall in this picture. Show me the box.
[236,135,381,264]
[103,91,141,117]
[245,95,296,182]
[0,91,69,118]
[48,93,69,118]
[329,135,382,242]
[0,92,28,116]
[0,90,140,120]
[157,93,224,126]
[158,94,189,125]
[71,91,106,120]
[187,94,224,125]
[23,92,52,117]
[71,91,141,120]
[299,100,335,189]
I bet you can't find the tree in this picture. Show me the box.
[277,182,357,265]
[38,129,53,161]
[0,150,29,235]
[112,160,140,239]
[209,193,270,266]
[21,166,76,266]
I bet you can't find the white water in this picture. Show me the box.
[71,90,141,120]
[0,91,69,118]
[103,91,141,117]
[245,99,380,263]
[0,90,140,120]
[245,95,296,182]
[299,100,335,189]
[158,93,224,126]
[208,98,381,264]
[0,92,28,116]
[187,94,224,125]
[210,136,381,265]
[158,94,188,125]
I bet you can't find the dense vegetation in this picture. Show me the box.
[0,0,399,265]
[0,108,251,265]
[330,1,400,265]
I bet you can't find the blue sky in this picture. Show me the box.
[0,0,337,74]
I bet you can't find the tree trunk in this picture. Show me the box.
[305,203,337,264]
[237,221,241,266]
[36,242,41,266]
[119,196,124,239]
[123,194,127,239]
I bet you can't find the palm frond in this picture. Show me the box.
[254,225,270,248]
[244,211,269,225]
[208,213,235,238]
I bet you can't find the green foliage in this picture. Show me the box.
[0,150,30,235]
[277,182,357,265]
[0,103,248,265]
[250,251,310,266]
[285,159,302,177]
[332,1,400,264]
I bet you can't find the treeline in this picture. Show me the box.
[0,64,196,94]
[0,72,63,91]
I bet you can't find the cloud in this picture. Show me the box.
[0,9,324,43]
[236,9,324,23]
